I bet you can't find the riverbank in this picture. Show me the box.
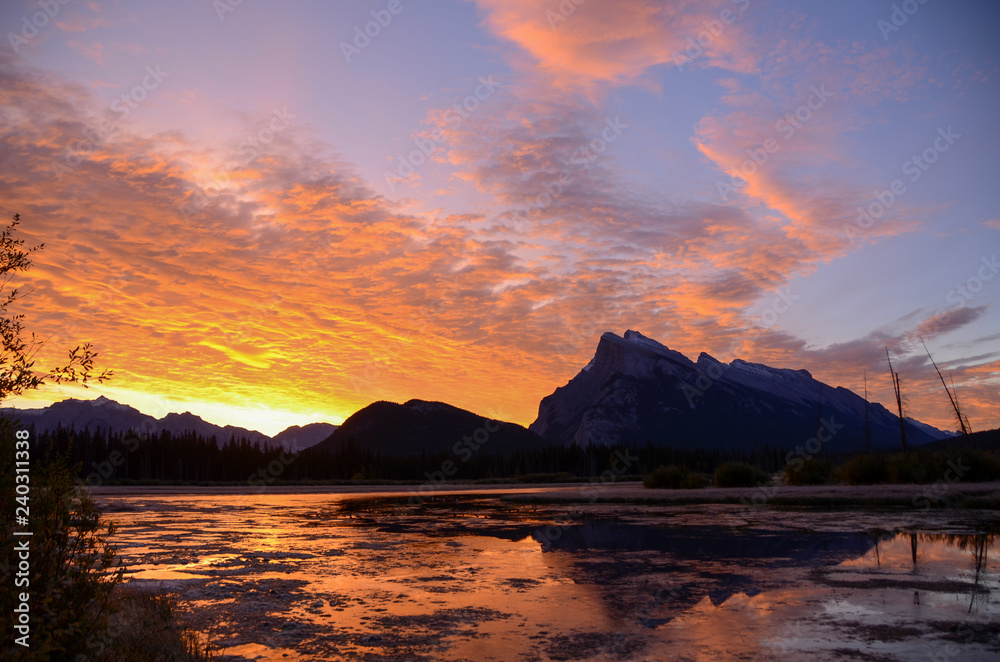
[87,481,1000,509]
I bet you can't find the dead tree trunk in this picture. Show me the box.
[921,338,971,442]
[885,347,909,452]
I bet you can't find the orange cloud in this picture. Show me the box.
[1,36,995,437]
[473,0,760,91]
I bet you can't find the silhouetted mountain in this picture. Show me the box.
[530,330,949,451]
[5,396,333,450]
[314,399,552,456]
[156,411,271,446]
[272,422,340,452]
[8,396,159,436]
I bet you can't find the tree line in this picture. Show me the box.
[22,423,803,484]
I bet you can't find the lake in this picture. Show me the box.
[96,486,1000,661]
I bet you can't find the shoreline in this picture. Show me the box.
[86,480,1000,508]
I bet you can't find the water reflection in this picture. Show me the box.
[530,520,997,631]
[100,492,1000,661]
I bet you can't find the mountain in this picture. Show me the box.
[313,399,551,456]
[8,396,159,436]
[156,411,271,446]
[271,422,340,452]
[5,396,331,451]
[529,330,948,451]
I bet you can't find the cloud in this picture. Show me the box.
[1,6,995,437]
[2,52,683,425]
[911,306,988,343]
[472,0,760,92]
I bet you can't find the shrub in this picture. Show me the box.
[836,453,889,485]
[713,462,770,488]
[643,465,705,489]
[96,588,212,661]
[685,471,708,489]
[886,452,938,484]
[0,421,124,658]
[951,450,1000,482]
[785,457,834,485]
[835,449,1000,485]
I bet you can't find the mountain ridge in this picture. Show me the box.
[530,329,950,450]
[5,396,337,451]
[313,399,551,457]
[4,331,957,455]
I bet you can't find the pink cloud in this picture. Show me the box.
[472,0,760,91]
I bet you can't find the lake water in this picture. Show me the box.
[97,487,1000,661]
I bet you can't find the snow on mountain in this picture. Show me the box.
[904,417,956,441]
[530,330,949,450]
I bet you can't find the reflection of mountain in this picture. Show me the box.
[533,521,870,559]
[529,521,877,621]
[523,523,1000,625]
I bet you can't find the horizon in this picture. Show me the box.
[2,329,970,438]
[1,0,998,434]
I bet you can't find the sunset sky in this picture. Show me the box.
[1,0,998,435]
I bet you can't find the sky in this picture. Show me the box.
[0,0,998,436]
